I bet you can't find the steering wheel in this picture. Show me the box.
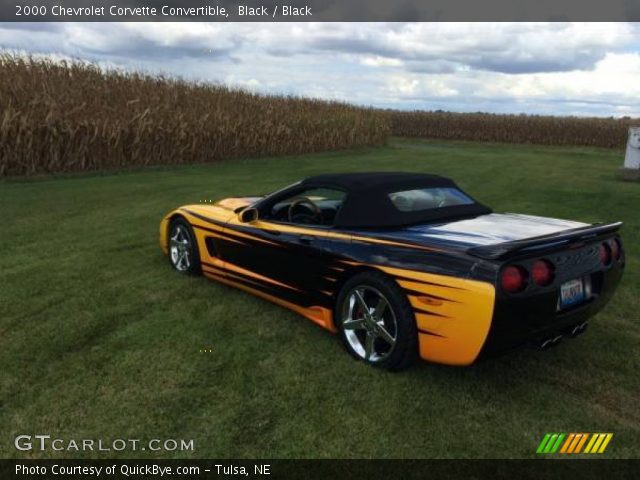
[433,190,447,208]
[288,197,323,225]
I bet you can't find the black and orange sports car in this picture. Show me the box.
[159,172,624,370]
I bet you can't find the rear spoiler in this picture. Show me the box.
[467,222,623,260]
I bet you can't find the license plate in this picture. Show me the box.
[559,278,585,309]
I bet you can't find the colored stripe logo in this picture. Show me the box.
[536,433,613,454]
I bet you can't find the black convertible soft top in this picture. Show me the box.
[301,172,492,228]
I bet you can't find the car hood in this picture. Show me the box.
[214,196,263,211]
[400,213,589,248]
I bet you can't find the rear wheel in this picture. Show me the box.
[336,271,418,371]
[168,218,201,275]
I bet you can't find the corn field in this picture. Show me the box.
[0,55,389,176]
[1,55,636,177]
[390,111,636,149]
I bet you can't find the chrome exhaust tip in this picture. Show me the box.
[539,339,554,350]
[539,335,563,350]
[570,324,582,337]
[569,322,588,337]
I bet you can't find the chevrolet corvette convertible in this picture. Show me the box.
[159,172,624,370]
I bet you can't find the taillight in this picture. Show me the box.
[501,265,528,293]
[599,242,612,266]
[532,259,554,286]
[610,238,621,261]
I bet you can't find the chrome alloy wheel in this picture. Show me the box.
[341,286,398,362]
[170,224,192,272]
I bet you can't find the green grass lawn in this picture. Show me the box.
[1,138,639,459]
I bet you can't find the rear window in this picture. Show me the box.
[388,187,474,212]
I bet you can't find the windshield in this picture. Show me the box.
[388,187,474,212]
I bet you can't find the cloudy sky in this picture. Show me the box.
[2,22,640,117]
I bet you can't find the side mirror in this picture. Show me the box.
[239,207,259,223]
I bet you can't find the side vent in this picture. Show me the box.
[205,237,218,257]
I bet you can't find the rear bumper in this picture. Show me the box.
[478,263,624,358]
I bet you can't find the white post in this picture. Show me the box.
[620,126,640,180]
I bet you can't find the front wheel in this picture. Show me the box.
[336,271,418,371]
[168,218,201,275]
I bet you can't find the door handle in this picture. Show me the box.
[298,235,314,244]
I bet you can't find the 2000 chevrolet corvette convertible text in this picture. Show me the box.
[159,172,624,370]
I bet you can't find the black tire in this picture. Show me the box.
[167,217,201,275]
[336,270,418,371]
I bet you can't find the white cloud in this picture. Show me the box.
[387,75,459,98]
[479,52,640,102]
[360,56,403,67]
[224,75,261,92]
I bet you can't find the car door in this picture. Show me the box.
[218,187,345,311]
